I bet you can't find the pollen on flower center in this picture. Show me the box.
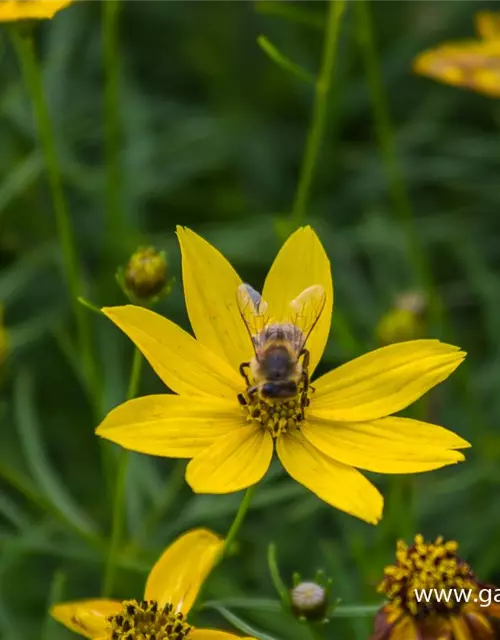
[108,600,192,640]
[378,535,478,620]
[240,384,309,439]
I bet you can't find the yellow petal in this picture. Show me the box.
[145,528,223,614]
[186,426,273,493]
[413,43,500,98]
[476,11,500,41]
[50,599,121,639]
[191,631,255,640]
[302,416,468,474]
[262,226,333,374]
[177,227,253,372]
[312,340,465,421]
[0,0,72,21]
[96,395,242,457]
[450,616,472,640]
[390,616,419,640]
[276,430,383,524]
[102,305,242,399]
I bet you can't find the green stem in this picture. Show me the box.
[354,0,443,330]
[290,0,346,225]
[103,0,123,254]
[102,348,143,596]
[219,485,256,562]
[307,625,326,640]
[192,486,256,614]
[126,347,143,400]
[10,26,99,406]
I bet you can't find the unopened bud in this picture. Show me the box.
[376,291,427,345]
[291,581,328,621]
[120,247,170,303]
[395,291,427,315]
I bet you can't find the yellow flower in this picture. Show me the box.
[413,11,500,97]
[371,534,500,640]
[0,0,73,21]
[376,292,427,346]
[96,226,469,524]
[51,528,255,640]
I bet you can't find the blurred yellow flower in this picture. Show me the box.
[413,11,500,97]
[376,291,427,346]
[371,534,500,640]
[51,528,255,640]
[96,226,469,525]
[0,0,72,21]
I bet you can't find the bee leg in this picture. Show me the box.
[299,349,314,395]
[237,393,248,407]
[300,348,310,372]
[239,362,252,387]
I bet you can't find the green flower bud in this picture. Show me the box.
[376,291,427,345]
[291,581,328,621]
[118,247,172,304]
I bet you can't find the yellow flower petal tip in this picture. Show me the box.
[0,0,73,21]
[50,599,121,638]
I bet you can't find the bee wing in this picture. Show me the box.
[237,284,270,345]
[288,284,327,349]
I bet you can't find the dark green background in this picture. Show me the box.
[0,1,499,639]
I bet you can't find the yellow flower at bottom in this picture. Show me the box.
[0,0,73,21]
[96,226,469,525]
[51,528,255,640]
[413,11,500,98]
[371,535,500,639]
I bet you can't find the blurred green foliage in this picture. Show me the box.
[1,1,500,639]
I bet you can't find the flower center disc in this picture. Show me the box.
[379,535,478,620]
[242,384,309,438]
[109,600,191,640]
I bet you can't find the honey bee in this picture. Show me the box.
[236,283,326,407]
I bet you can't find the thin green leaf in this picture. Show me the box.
[14,370,100,545]
[0,244,56,303]
[8,312,62,353]
[0,151,43,217]
[0,460,49,513]
[254,1,324,29]
[42,571,66,640]
[331,603,382,617]
[77,296,103,316]
[257,35,314,84]
[202,598,282,613]
[207,604,281,640]
[0,490,29,530]
[267,542,290,608]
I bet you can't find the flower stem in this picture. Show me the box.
[102,348,143,596]
[126,346,143,400]
[9,26,100,407]
[307,625,327,640]
[192,485,256,615]
[290,0,346,226]
[219,485,256,562]
[103,0,124,256]
[354,0,443,330]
